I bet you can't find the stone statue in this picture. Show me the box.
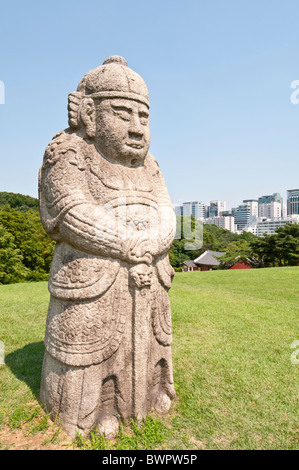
[39,55,176,439]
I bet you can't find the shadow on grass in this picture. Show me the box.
[5,341,45,400]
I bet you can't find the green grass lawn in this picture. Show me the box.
[0,267,298,449]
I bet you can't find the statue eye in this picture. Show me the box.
[112,106,131,121]
[139,112,149,125]
[113,110,130,121]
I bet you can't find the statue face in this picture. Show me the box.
[94,98,150,166]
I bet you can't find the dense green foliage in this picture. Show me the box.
[219,223,299,269]
[0,225,29,284]
[0,195,54,284]
[250,223,299,267]
[0,192,39,212]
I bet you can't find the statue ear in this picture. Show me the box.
[80,98,96,138]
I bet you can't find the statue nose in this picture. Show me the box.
[128,113,144,135]
[128,130,143,141]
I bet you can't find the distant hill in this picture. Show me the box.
[0,192,39,212]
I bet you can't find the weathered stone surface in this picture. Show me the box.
[39,56,176,438]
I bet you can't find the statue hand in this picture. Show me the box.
[125,233,153,265]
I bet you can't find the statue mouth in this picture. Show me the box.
[126,142,144,150]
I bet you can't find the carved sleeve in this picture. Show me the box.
[149,155,177,257]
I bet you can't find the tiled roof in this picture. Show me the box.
[181,260,198,267]
[194,250,226,266]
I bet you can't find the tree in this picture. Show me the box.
[249,223,299,267]
[169,239,192,268]
[275,223,299,266]
[218,239,254,269]
[249,234,277,267]
[0,224,29,284]
[0,206,55,281]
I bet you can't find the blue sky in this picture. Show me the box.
[0,0,299,209]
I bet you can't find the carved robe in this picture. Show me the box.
[39,130,176,434]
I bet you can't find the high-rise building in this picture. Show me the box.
[234,204,251,231]
[287,189,299,215]
[183,202,192,217]
[234,200,258,231]
[174,205,183,216]
[243,200,258,217]
[183,201,205,220]
[258,193,283,219]
[208,200,226,218]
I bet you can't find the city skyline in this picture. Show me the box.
[175,189,299,235]
[173,188,296,213]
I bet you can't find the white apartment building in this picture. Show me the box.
[205,215,237,233]
[259,201,282,219]
[243,199,258,217]
[245,215,299,236]
[258,193,283,219]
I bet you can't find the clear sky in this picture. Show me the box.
[0,0,299,210]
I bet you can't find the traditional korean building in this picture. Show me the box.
[193,250,226,271]
[181,260,199,272]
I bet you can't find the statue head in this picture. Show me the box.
[68,56,151,166]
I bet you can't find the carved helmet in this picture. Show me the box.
[68,56,149,129]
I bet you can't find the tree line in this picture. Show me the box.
[219,223,299,269]
[0,193,298,284]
